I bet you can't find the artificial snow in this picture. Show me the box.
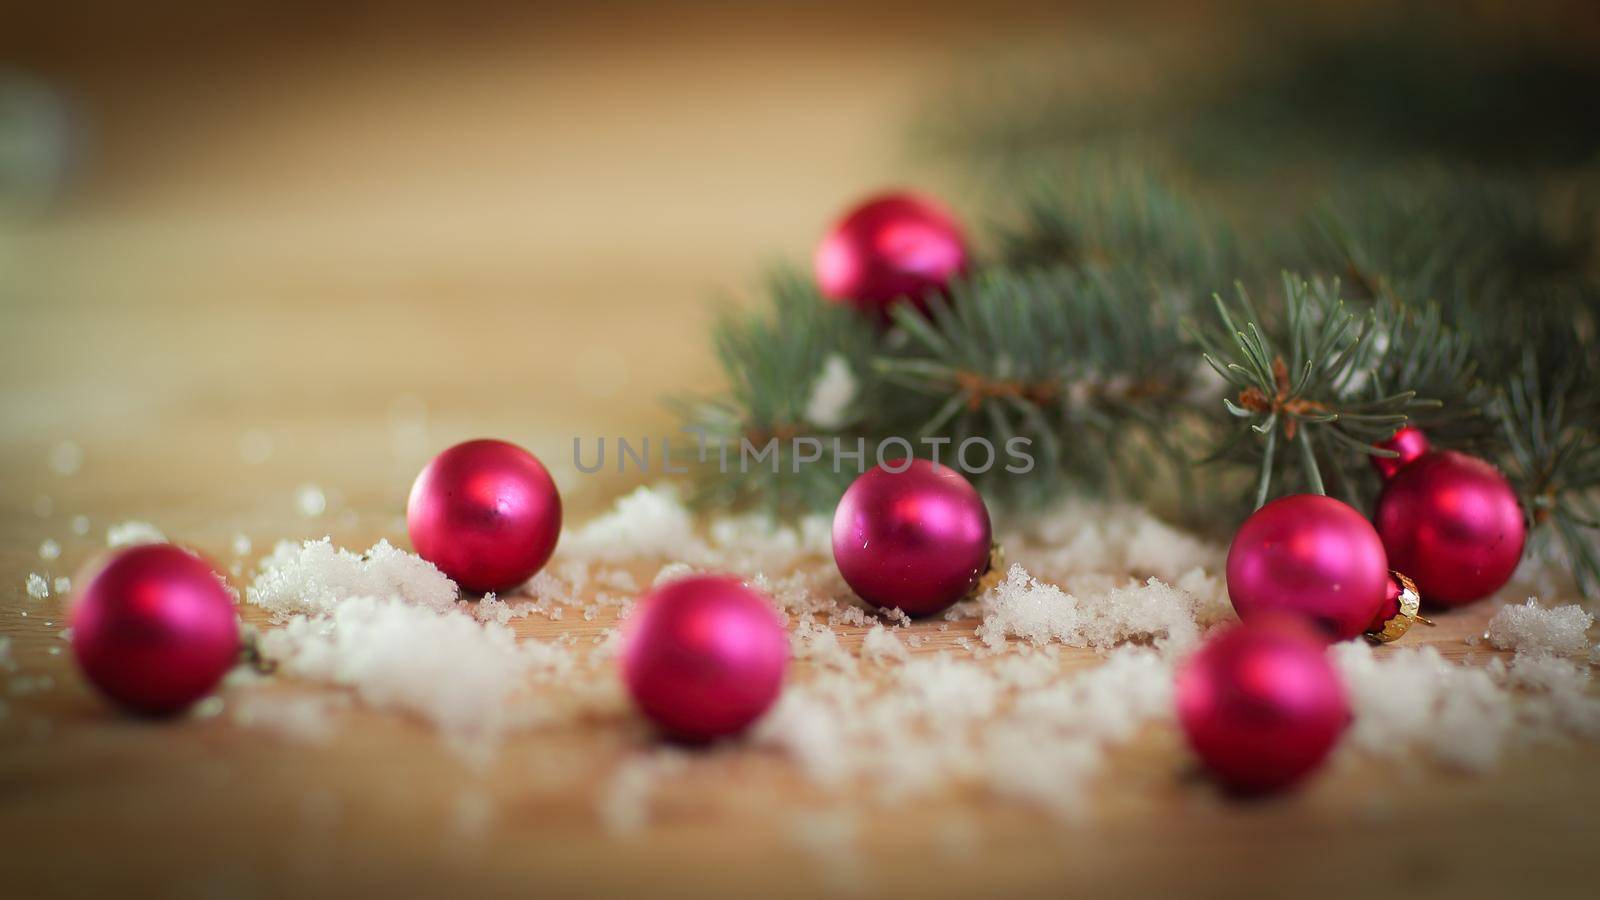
[25,574,48,599]
[803,354,857,430]
[975,564,1210,655]
[231,690,348,744]
[1485,599,1594,659]
[106,520,165,547]
[1332,641,1600,773]
[91,477,1595,829]
[258,597,573,758]
[860,623,909,662]
[246,538,458,617]
[599,750,689,835]
[755,645,1174,818]
[295,485,327,517]
[563,484,704,563]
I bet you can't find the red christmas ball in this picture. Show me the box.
[1225,494,1388,641]
[407,439,561,594]
[620,575,788,742]
[832,459,993,617]
[69,544,239,715]
[1176,617,1350,795]
[1367,574,1406,633]
[1371,425,1430,480]
[813,191,969,319]
[1373,450,1525,606]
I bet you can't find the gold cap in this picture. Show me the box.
[1365,570,1433,643]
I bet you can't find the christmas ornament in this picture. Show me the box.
[832,459,993,617]
[1226,494,1388,641]
[69,544,239,715]
[407,438,561,594]
[1176,616,1350,795]
[1373,450,1525,606]
[1371,425,1430,480]
[1365,570,1432,643]
[813,191,969,319]
[620,575,788,742]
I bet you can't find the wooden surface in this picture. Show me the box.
[3,5,1599,898]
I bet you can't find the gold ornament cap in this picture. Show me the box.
[1365,570,1434,643]
[970,542,1007,599]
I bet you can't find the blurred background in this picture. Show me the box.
[4,0,1600,531]
[1,0,1105,530]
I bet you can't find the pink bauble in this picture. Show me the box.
[1176,617,1350,795]
[69,545,239,715]
[1371,425,1430,480]
[832,459,992,617]
[1366,573,1406,634]
[407,439,561,594]
[814,192,969,320]
[1374,450,1525,606]
[620,575,788,742]
[1226,494,1388,641]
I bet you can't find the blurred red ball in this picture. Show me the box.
[1371,425,1431,480]
[1176,617,1350,795]
[407,439,561,594]
[813,191,969,320]
[69,544,239,715]
[1374,450,1525,606]
[832,459,992,617]
[1225,494,1388,641]
[620,575,788,742]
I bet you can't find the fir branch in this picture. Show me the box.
[992,163,1241,293]
[670,269,878,514]
[874,265,1201,507]
[1193,275,1433,508]
[1495,349,1600,595]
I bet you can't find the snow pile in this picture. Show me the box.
[562,485,705,563]
[975,564,1213,655]
[241,536,610,759]
[1485,599,1594,659]
[756,646,1174,819]
[1332,642,1600,772]
[1332,642,1514,771]
[1008,501,1223,585]
[258,597,574,759]
[246,538,458,617]
[860,623,909,662]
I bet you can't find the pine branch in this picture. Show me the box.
[1495,348,1600,595]
[673,164,1600,595]
[874,264,1203,509]
[670,269,879,514]
[991,162,1242,293]
[1193,275,1437,508]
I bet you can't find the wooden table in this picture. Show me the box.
[3,6,1598,898]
